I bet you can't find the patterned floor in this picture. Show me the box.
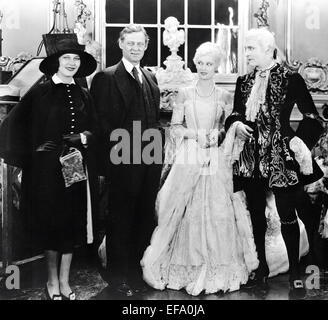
[1,253,328,300]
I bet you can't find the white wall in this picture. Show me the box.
[0,0,51,57]
[0,0,96,58]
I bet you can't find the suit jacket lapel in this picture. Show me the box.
[114,61,134,111]
[114,63,160,116]
[141,67,160,106]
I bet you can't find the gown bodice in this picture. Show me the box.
[171,86,232,133]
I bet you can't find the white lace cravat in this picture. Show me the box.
[245,70,269,122]
[245,63,276,122]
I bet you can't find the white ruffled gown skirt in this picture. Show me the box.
[141,140,258,296]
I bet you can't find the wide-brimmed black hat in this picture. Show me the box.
[40,34,97,78]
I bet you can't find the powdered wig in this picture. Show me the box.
[246,28,277,58]
[193,42,222,67]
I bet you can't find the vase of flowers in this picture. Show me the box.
[74,0,92,44]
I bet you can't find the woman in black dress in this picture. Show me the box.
[0,38,98,300]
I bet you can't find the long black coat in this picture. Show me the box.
[0,80,100,252]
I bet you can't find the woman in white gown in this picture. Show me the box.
[94,46,309,295]
[141,42,259,296]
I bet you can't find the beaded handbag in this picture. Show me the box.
[59,147,87,188]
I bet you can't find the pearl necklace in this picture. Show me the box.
[195,83,215,98]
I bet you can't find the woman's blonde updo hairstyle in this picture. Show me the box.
[193,42,223,68]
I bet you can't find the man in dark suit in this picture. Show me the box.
[90,24,163,297]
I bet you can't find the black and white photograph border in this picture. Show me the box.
[1,0,328,305]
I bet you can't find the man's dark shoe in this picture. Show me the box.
[117,282,135,297]
[134,284,150,294]
[131,277,152,294]
[242,271,269,290]
[289,280,307,300]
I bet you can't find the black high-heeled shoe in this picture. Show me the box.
[61,291,76,300]
[45,285,62,300]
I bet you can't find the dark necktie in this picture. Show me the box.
[132,67,142,87]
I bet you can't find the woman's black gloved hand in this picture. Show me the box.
[63,134,82,147]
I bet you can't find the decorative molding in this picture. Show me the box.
[298,58,328,94]
[285,58,328,95]
[283,60,302,73]
[283,0,328,96]
[254,0,270,28]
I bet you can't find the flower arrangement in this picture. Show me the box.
[75,0,92,27]
[74,0,92,44]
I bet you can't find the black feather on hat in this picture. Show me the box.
[40,34,97,78]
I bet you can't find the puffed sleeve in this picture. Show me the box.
[170,88,196,140]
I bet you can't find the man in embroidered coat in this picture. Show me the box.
[225,28,323,299]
